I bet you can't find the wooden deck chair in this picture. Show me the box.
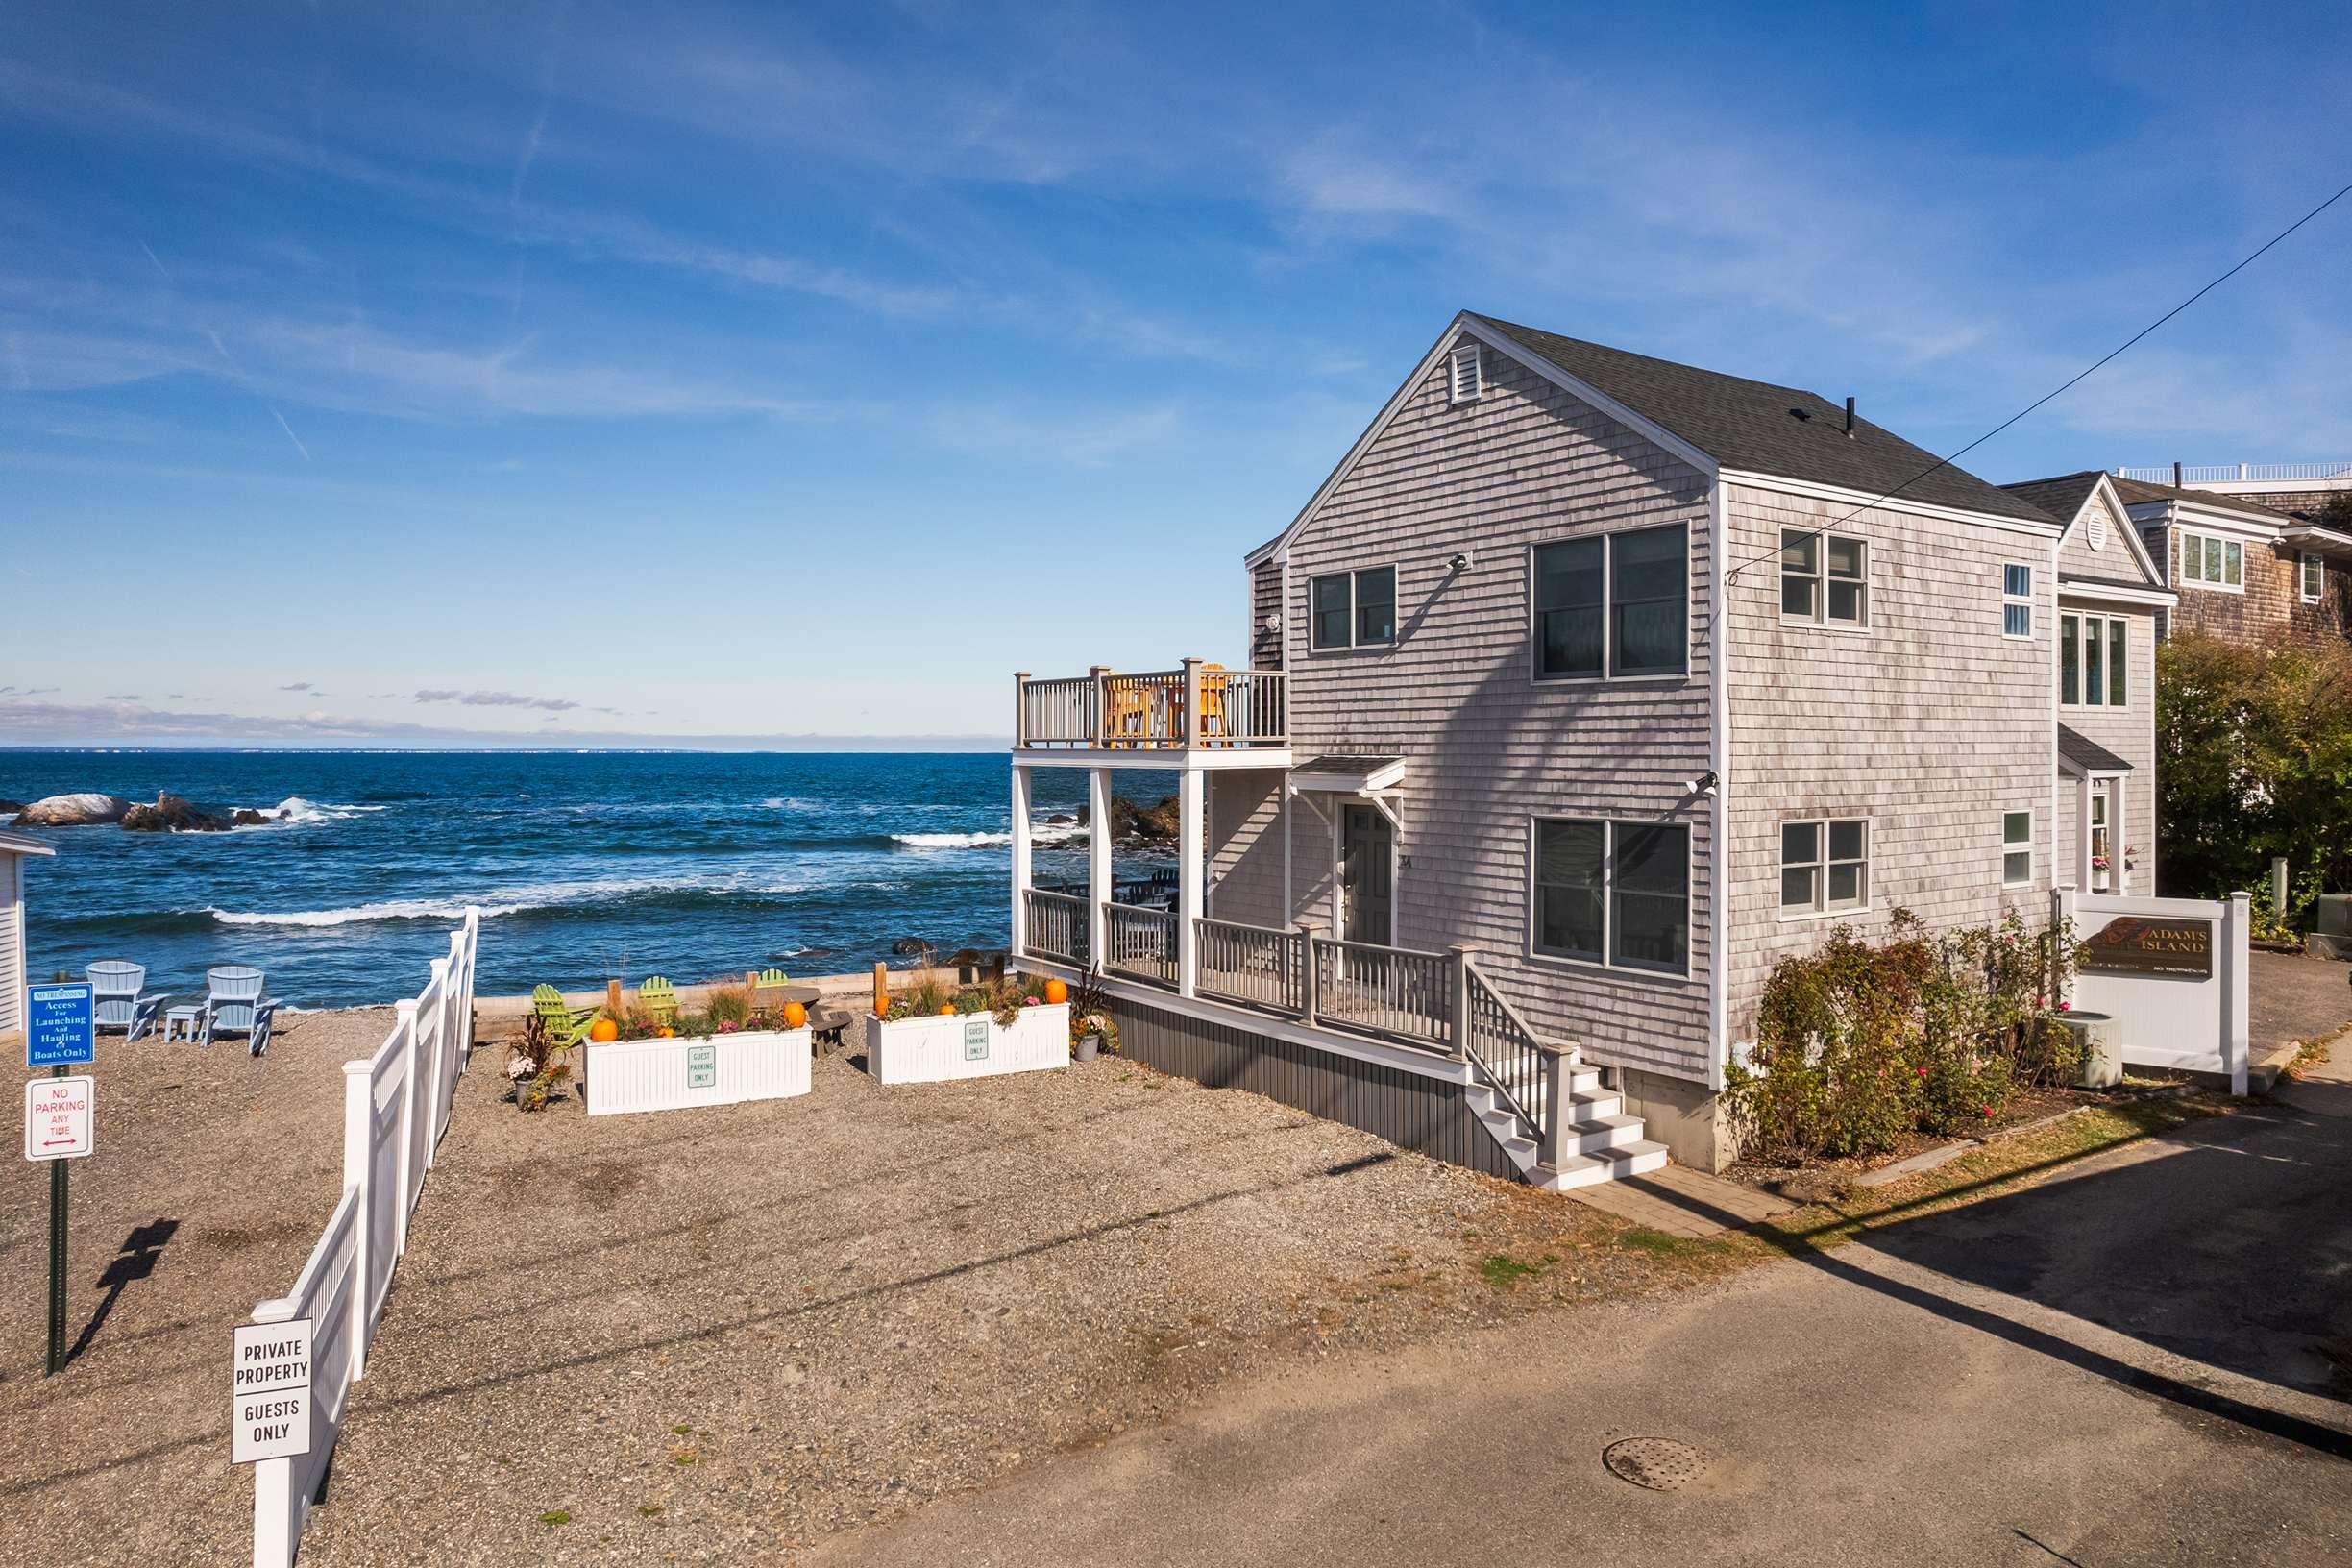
[1105,675,1149,747]
[201,966,280,1056]
[637,976,678,1021]
[1198,662,1229,741]
[88,960,166,1041]
[531,983,600,1050]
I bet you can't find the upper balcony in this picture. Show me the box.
[1013,660,1288,758]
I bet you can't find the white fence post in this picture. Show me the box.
[391,1000,418,1255]
[424,959,452,1163]
[2224,891,2250,1096]
[339,1062,372,1381]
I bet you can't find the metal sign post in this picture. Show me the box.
[26,982,96,1377]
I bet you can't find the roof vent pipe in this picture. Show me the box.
[1844,396,1855,437]
[2174,461,2184,489]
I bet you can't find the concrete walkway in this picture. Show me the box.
[810,1037,2352,1567]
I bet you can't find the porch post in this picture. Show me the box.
[1536,1043,1570,1170]
[1183,656,1204,749]
[1087,767,1112,972]
[1297,919,1320,1026]
[1448,944,1473,1059]
[1013,671,1030,749]
[2115,778,2131,894]
[1177,767,1204,996]
[2074,776,2094,892]
[1010,765,1032,959]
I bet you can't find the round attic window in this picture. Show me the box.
[2087,502,2110,551]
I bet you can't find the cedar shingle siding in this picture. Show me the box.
[1248,336,1718,1082]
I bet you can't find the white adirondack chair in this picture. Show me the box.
[87,960,165,1041]
[202,966,279,1056]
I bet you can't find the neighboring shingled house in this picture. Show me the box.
[2105,475,2352,648]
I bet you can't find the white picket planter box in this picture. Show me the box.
[585,1029,813,1116]
[865,1003,1069,1085]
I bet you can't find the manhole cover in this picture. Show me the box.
[1602,1436,1712,1492]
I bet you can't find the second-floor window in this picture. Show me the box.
[1532,524,1689,680]
[2002,564,2034,638]
[2302,551,2325,603]
[2060,613,2127,707]
[1782,529,1868,627]
[1311,567,1396,649]
[2003,810,2034,887]
[2179,529,2242,591]
[1782,818,1868,914]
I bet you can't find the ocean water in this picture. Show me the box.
[3,751,1173,1008]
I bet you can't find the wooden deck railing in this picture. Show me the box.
[1022,888,1090,966]
[1311,936,1454,1051]
[1195,917,1307,1013]
[1013,662,1287,750]
[1102,902,1179,987]
[1464,965,1548,1140]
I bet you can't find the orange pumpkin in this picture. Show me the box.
[655,1026,675,1039]
[589,1017,620,1042]
[1042,978,1068,1005]
[938,1004,957,1016]
[782,1000,807,1029]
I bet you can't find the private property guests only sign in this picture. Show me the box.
[232,1319,314,1464]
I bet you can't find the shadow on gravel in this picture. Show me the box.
[70,1217,179,1367]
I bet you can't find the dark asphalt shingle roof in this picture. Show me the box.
[2058,724,2134,775]
[2109,477,2289,524]
[1470,315,2057,525]
[1999,471,2105,526]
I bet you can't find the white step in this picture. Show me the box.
[1533,1139,1671,1191]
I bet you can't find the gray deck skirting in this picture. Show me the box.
[1106,994,1522,1182]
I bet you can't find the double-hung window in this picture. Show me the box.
[2179,529,2243,591]
[1781,529,1868,627]
[2302,551,2325,603]
[1781,818,1868,914]
[1531,524,1688,680]
[1310,567,1396,649]
[2002,810,2034,887]
[2059,613,2128,707]
[2002,564,2034,638]
[1532,817,1689,974]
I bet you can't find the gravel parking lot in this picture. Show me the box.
[291,1028,1675,1565]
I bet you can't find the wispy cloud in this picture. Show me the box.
[278,680,315,692]
[414,688,580,712]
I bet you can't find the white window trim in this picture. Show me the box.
[2301,551,2325,603]
[1448,343,1482,405]
[2001,807,2035,889]
[2002,562,2035,640]
[1778,527,1871,633]
[2178,527,2246,595]
[1527,522,1695,686]
[1525,815,1694,979]
[1777,816,1872,921]
[1307,563,1400,652]
[2059,611,2130,711]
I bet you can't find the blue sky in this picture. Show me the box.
[3,1,2347,747]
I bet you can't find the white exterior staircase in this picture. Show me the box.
[1464,1056,1670,1189]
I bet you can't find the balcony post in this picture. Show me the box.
[1014,671,1030,749]
[1089,665,1111,749]
[1177,768,1204,997]
[1087,767,1112,972]
[1183,656,1204,749]
[1449,944,1474,1059]
[1010,765,1032,959]
[1297,919,1320,1025]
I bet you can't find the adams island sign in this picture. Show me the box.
[2080,915,2215,979]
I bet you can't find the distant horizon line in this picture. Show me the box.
[0,739,1014,755]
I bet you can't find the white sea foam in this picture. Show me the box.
[232,796,392,829]
[208,871,819,928]
[890,822,1087,849]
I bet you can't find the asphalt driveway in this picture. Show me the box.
[811,1036,2352,1568]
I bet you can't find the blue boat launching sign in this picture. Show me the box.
[27,983,96,1069]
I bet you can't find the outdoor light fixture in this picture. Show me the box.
[1448,551,1473,573]
[1683,770,1719,797]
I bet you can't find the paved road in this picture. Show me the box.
[812,1039,2352,1567]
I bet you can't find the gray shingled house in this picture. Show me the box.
[1008,311,2160,1181]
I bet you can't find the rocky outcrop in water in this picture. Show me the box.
[122,792,238,832]
[232,808,275,826]
[1076,795,1181,845]
[12,793,132,827]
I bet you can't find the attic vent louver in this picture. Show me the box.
[1449,344,1482,404]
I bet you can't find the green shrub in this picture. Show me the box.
[705,986,752,1027]
[1726,910,2082,1161]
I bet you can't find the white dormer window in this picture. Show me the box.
[1449,343,1482,404]
[2086,502,2109,551]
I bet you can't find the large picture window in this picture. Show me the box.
[1532,524,1687,680]
[2059,613,2127,707]
[1781,818,1868,914]
[1310,567,1396,649]
[1532,817,1690,975]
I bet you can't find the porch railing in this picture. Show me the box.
[1013,662,1288,749]
[2116,461,2352,485]
[1102,902,1179,987]
[1195,917,1307,1013]
[1022,888,1090,967]
[1465,965,1549,1140]
[1311,936,1454,1051]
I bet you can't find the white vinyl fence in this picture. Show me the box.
[249,908,480,1568]
[2059,890,2249,1095]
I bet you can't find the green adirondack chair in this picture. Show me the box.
[750,968,791,1013]
[638,976,678,1020]
[531,983,600,1050]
